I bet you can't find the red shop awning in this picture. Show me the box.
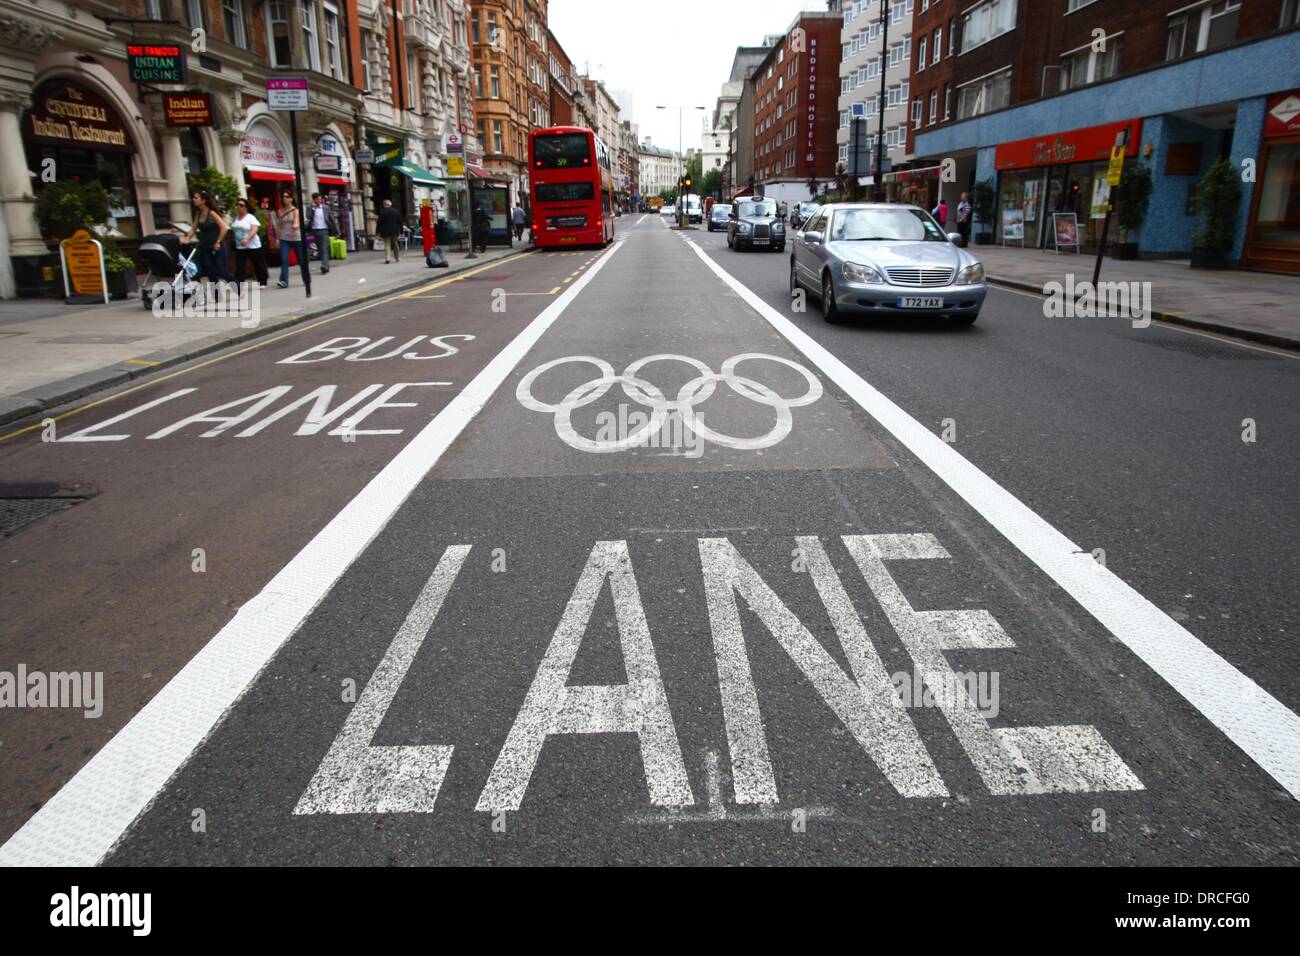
[317,175,349,186]
[246,165,295,182]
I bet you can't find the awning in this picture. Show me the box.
[881,165,943,183]
[246,164,295,182]
[466,163,490,179]
[730,186,753,200]
[317,175,349,187]
[386,161,441,186]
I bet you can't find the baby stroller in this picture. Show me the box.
[139,233,201,310]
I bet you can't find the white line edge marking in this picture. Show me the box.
[683,236,1300,800]
[0,241,625,867]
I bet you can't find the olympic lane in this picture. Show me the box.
[8,214,1297,866]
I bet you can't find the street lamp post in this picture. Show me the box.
[657,105,706,220]
[874,0,890,202]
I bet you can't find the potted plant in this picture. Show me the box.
[971,178,996,245]
[1112,162,1153,260]
[34,179,111,297]
[1190,159,1242,270]
[103,242,138,300]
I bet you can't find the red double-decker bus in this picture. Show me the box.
[529,126,615,249]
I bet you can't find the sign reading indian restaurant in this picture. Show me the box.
[127,43,187,84]
[26,82,131,152]
[163,93,213,128]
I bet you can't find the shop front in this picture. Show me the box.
[241,120,296,212]
[314,131,355,249]
[993,119,1141,252]
[24,79,142,243]
[883,165,942,210]
[1243,90,1300,274]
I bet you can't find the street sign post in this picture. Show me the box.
[1093,125,1131,286]
[268,77,311,298]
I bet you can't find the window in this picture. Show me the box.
[918,36,927,70]
[961,0,1017,52]
[928,89,938,125]
[301,0,321,72]
[324,3,344,80]
[184,0,205,29]
[1167,1,1241,60]
[1284,0,1300,26]
[474,66,483,98]
[912,98,923,129]
[1060,38,1121,91]
[957,67,1011,119]
[1066,0,1098,10]
[143,0,162,17]
[933,28,942,64]
[490,66,501,98]
[943,83,953,120]
[949,17,958,55]
[471,15,479,44]
[359,30,373,92]
[493,120,504,154]
[266,1,291,67]
[222,0,246,47]
[407,51,418,110]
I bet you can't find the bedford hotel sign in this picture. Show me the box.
[806,34,818,163]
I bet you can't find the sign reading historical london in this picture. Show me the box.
[26,83,131,152]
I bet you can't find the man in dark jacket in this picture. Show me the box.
[472,204,491,253]
[377,199,403,263]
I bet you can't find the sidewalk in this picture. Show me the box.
[0,243,526,427]
[973,245,1300,350]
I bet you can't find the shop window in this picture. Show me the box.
[1251,141,1300,246]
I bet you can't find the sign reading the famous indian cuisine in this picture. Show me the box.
[127,43,187,84]
[59,229,108,302]
[163,93,212,128]
[26,83,131,152]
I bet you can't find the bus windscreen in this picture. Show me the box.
[533,133,592,169]
[536,182,595,203]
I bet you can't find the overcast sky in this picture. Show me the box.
[546,0,826,154]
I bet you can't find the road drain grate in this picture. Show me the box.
[0,484,96,538]
[1137,337,1278,360]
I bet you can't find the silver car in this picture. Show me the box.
[790,203,986,325]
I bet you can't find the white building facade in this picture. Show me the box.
[837,0,914,185]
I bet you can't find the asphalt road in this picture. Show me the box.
[1,214,1297,866]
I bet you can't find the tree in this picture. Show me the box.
[700,167,723,199]
[1113,162,1153,246]
[186,165,242,215]
[1193,159,1242,254]
[686,152,703,190]
[34,179,110,242]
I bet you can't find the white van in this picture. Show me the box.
[679,194,703,224]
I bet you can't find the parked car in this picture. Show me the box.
[659,204,676,215]
[789,203,986,325]
[727,197,786,252]
[707,204,733,231]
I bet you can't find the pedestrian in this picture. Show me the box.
[308,193,338,273]
[230,198,268,291]
[472,203,491,253]
[183,189,234,299]
[276,190,304,289]
[512,202,527,241]
[932,198,949,227]
[956,192,973,247]
[377,199,403,264]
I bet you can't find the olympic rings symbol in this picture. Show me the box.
[516,353,824,453]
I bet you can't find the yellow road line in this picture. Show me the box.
[0,253,526,444]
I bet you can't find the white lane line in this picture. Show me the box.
[0,241,625,868]
[683,237,1300,801]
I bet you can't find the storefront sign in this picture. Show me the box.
[995,120,1141,172]
[241,122,291,170]
[1263,90,1300,138]
[354,149,374,165]
[315,134,351,176]
[127,43,186,84]
[59,229,108,303]
[315,154,342,172]
[267,77,309,111]
[163,92,212,127]
[26,82,131,152]
[1052,213,1080,252]
[372,140,404,166]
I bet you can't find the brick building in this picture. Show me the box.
[908,0,1300,268]
[750,9,844,203]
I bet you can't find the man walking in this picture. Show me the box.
[956,192,973,247]
[377,199,403,263]
[309,193,338,273]
[512,202,527,242]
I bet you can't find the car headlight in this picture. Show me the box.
[842,260,884,284]
[956,262,985,285]
[738,223,752,234]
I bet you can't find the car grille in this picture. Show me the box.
[752,224,770,239]
[885,266,955,287]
